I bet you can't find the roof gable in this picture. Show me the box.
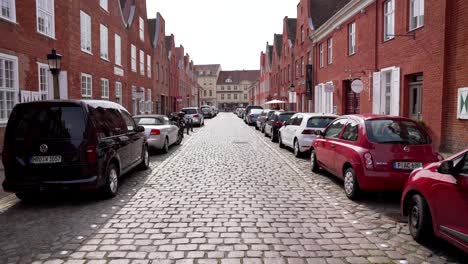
[310,0,352,29]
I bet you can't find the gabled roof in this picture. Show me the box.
[310,0,352,29]
[286,18,297,45]
[266,45,273,67]
[165,36,173,51]
[195,64,221,77]
[274,34,283,57]
[216,70,260,85]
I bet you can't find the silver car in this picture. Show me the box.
[181,107,205,126]
[134,115,181,153]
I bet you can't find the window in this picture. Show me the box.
[81,73,92,98]
[100,24,109,60]
[301,57,305,76]
[327,39,333,64]
[101,78,109,99]
[122,112,135,132]
[100,0,108,11]
[288,65,291,81]
[147,89,152,113]
[227,94,231,100]
[131,44,136,72]
[244,94,247,100]
[36,0,55,38]
[139,17,144,41]
[325,119,347,138]
[348,22,356,55]
[384,72,391,115]
[38,63,50,100]
[203,90,207,97]
[384,0,395,41]
[221,86,224,90]
[234,94,238,100]
[209,90,212,96]
[314,83,334,114]
[115,82,122,104]
[139,87,145,113]
[227,85,231,91]
[0,54,18,123]
[234,86,237,90]
[80,11,92,53]
[156,63,159,80]
[115,34,121,66]
[365,119,430,145]
[147,55,151,78]
[1,0,16,22]
[372,67,400,115]
[221,93,225,100]
[319,43,324,68]
[308,52,312,65]
[301,25,304,43]
[295,60,299,78]
[409,0,424,30]
[139,50,144,75]
[341,121,359,141]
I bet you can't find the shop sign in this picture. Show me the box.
[458,87,468,119]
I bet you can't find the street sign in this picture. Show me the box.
[457,87,468,119]
[351,79,364,93]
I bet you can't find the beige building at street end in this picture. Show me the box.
[195,64,221,106]
[217,70,260,111]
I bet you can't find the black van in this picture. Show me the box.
[2,100,149,200]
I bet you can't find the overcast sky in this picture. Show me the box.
[146,0,298,71]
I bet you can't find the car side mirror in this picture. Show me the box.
[438,160,454,174]
[283,121,287,127]
[136,126,145,133]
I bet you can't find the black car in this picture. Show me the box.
[264,111,296,142]
[2,100,149,201]
[243,105,263,123]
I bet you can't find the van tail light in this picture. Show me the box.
[275,121,284,126]
[302,129,316,135]
[364,152,374,170]
[86,145,98,164]
[150,129,161,136]
[193,114,200,118]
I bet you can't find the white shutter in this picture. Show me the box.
[80,12,85,49]
[419,0,425,16]
[390,67,400,116]
[115,34,121,65]
[372,72,381,114]
[314,85,320,112]
[59,71,68,99]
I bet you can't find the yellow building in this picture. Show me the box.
[216,70,260,111]
[195,64,221,107]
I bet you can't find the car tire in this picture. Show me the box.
[278,134,285,148]
[161,138,169,154]
[15,192,38,202]
[139,145,150,170]
[255,125,259,130]
[408,194,433,242]
[261,125,265,133]
[175,132,183,145]
[271,130,277,142]
[343,167,361,200]
[294,139,303,158]
[101,163,119,198]
[310,149,320,173]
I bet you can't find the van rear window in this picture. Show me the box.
[8,105,86,140]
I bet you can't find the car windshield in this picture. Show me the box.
[365,119,431,145]
[307,117,336,128]
[250,109,263,115]
[8,104,86,140]
[135,117,164,125]
[182,109,197,114]
[279,113,294,121]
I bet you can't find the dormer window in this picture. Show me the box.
[225,78,232,83]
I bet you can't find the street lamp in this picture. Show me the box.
[47,49,62,100]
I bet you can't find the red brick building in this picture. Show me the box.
[257,0,468,152]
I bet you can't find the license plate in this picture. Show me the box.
[393,162,422,170]
[30,155,62,164]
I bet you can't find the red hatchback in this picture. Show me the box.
[401,149,468,253]
[310,115,441,199]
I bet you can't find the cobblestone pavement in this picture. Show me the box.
[0,113,466,264]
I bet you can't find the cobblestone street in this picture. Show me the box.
[0,113,466,264]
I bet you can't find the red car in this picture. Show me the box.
[310,114,441,199]
[401,149,468,253]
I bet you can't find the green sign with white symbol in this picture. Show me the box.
[458,88,468,119]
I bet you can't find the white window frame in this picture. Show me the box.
[319,43,324,68]
[139,50,145,75]
[348,22,356,55]
[99,0,108,11]
[100,24,109,60]
[37,62,52,100]
[36,0,55,38]
[131,44,136,72]
[139,16,144,41]
[314,83,334,114]
[81,73,92,98]
[0,0,16,22]
[115,81,122,105]
[115,34,121,66]
[139,87,145,113]
[409,0,424,31]
[327,38,333,64]
[384,0,395,41]
[0,53,19,124]
[101,78,109,99]
[372,67,400,116]
[80,11,92,54]
[147,54,151,78]
[147,88,152,113]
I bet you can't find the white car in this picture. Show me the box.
[181,107,205,126]
[134,115,181,153]
[278,113,338,157]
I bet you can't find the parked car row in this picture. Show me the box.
[248,110,468,254]
[1,100,209,202]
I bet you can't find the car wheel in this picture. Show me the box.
[408,194,433,242]
[294,139,303,158]
[139,145,150,170]
[271,130,277,142]
[161,138,169,154]
[255,124,259,130]
[15,192,39,202]
[310,149,320,173]
[175,132,183,145]
[101,163,119,198]
[279,133,285,148]
[344,167,361,200]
